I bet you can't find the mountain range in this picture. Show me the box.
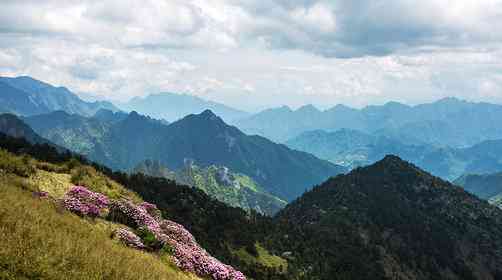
[20,110,346,201]
[287,128,502,181]
[0,76,118,117]
[236,98,502,147]
[119,92,249,122]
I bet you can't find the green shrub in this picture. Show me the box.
[137,227,164,251]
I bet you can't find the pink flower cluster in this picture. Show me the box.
[139,201,162,220]
[108,199,163,237]
[109,199,246,280]
[61,186,109,217]
[114,228,145,249]
[59,187,245,280]
[161,220,246,280]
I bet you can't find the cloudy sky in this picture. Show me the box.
[1,0,502,111]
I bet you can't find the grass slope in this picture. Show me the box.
[0,150,200,280]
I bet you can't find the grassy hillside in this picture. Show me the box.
[0,149,201,280]
[0,134,290,280]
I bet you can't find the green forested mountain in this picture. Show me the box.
[237,98,502,147]
[272,155,502,280]
[0,76,118,116]
[134,159,287,215]
[24,110,346,201]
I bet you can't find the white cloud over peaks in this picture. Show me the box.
[1,0,502,110]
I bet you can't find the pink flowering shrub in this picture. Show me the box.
[61,186,108,217]
[139,201,162,220]
[114,228,145,249]
[108,199,164,238]
[108,199,246,280]
[160,220,246,280]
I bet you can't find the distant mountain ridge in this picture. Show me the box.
[236,98,502,146]
[25,109,346,201]
[120,92,249,122]
[287,128,502,181]
[0,76,118,116]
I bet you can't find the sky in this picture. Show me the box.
[1,0,502,111]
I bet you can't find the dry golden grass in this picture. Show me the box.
[70,165,142,202]
[0,176,201,280]
[0,148,206,280]
[29,169,72,198]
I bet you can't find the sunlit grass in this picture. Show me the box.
[232,243,287,272]
[0,175,201,280]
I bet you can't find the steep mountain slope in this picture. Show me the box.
[236,98,502,146]
[0,76,118,116]
[133,159,287,215]
[455,172,502,208]
[273,156,502,280]
[120,92,249,122]
[287,128,502,180]
[0,133,289,280]
[27,110,346,201]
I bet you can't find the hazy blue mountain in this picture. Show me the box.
[454,172,502,206]
[0,113,51,145]
[287,128,502,181]
[0,76,118,116]
[274,155,502,280]
[133,159,287,215]
[92,109,130,124]
[237,98,502,146]
[24,111,112,155]
[27,110,346,200]
[120,92,249,122]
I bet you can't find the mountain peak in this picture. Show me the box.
[296,104,320,113]
[200,109,217,118]
[435,96,465,105]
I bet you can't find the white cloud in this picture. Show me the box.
[1,0,502,110]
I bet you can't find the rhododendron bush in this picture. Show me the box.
[59,186,245,280]
[61,186,108,217]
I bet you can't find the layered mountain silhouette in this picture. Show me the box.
[25,109,346,200]
[0,76,118,116]
[120,92,249,122]
[236,98,502,147]
[273,155,502,279]
[287,128,502,181]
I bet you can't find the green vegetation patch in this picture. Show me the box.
[233,243,288,272]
